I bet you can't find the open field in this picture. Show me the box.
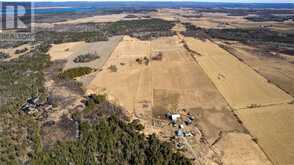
[48,36,122,70]
[34,13,149,28]
[184,37,293,109]
[197,12,294,31]
[237,104,294,165]
[187,15,294,31]
[173,9,294,31]
[216,41,294,97]
[34,14,126,28]
[85,36,151,116]
[86,36,228,117]
[55,14,127,24]
[48,42,82,61]
[84,35,271,164]
[172,23,186,32]
[215,132,272,165]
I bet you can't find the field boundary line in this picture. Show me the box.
[217,42,294,101]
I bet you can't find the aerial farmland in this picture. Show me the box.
[1,2,294,164]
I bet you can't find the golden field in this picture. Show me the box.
[237,104,294,165]
[184,37,293,110]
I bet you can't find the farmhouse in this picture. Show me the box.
[151,51,162,60]
[166,112,181,123]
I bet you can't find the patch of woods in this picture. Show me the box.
[73,53,100,63]
[0,51,9,60]
[58,67,93,79]
[124,14,138,18]
[36,31,108,44]
[182,23,294,55]
[108,19,176,40]
[33,94,191,165]
[246,14,294,22]
[107,19,175,34]
[0,43,51,111]
[15,47,28,54]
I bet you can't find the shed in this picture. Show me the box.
[185,118,192,125]
[175,130,184,137]
[171,114,180,121]
[151,51,162,60]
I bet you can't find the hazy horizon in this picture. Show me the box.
[1,0,294,4]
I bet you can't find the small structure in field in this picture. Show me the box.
[183,131,193,137]
[179,124,184,129]
[171,114,180,122]
[151,51,162,61]
[166,112,181,125]
[175,129,184,137]
[185,118,193,125]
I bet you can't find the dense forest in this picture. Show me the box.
[107,19,175,35]
[0,43,51,164]
[246,15,294,22]
[32,115,191,165]
[35,19,176,44]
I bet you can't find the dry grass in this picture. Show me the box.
[86,35,227,121]
[48,42,83,61]
[237,104,294,165]
[216,132,272,165]
[219,42,294,97]
[84,35,272,164]
[152,89,180,118]
[177,10,294,31]
[172,23,186,32]
[48,36,122,70]
[85,36,151,117]
[55,14,127,24]
[184,37,293,109]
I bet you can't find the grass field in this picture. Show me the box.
[237,104,294,165]
[216,132,272,165]
[48,36,122,70]
[86,36,150,116]
[75,35,274,164]
[86,35,228,121]
[184,37,293,109]
[55,14,127,24]
[219,42,294,97]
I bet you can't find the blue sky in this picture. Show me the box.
[1,0,294,3]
